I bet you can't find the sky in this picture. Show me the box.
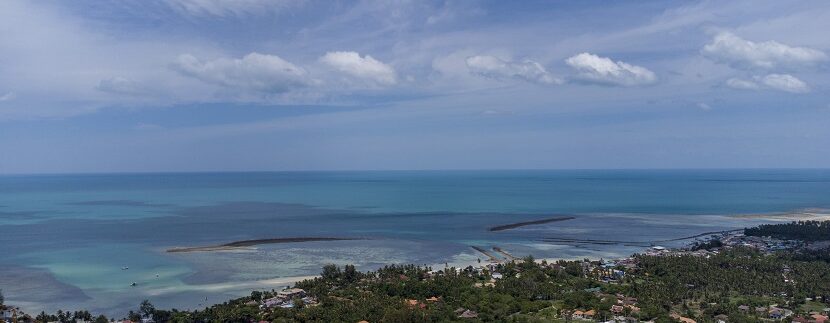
[0,0,829,173]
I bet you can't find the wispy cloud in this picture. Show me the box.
[702,32,827,70]
[465,55,562,85]
[725,74,810,93]
[96,77,148,96]
[171,53,313,94]
[164,0,302,17]
[725,77,760,90]
[760,74,810,93]
[0,92,15,102]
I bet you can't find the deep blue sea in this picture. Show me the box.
[1,169,829,315]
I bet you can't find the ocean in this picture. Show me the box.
[1,169,829,315]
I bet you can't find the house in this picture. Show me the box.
[458,310,478,318]
[714,314,728,323]
[263,297,283,308]
[737,305,750,312]
[301,296,318,306]
[670,314,697,323]
[611,305,625,314]
[812,314,829,323]
[584,309,596,319]
[625,305,641,314]
[572,310,585,319]
[584,287,602,293]
[622,297,638,305]
[405,299,426,309]
[0,307,12,323]
[769,307,784,319]
[277,288,306,300]
[426,296,441,302]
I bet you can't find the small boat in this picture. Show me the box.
[121,266,129,270]
[130,282,137,286]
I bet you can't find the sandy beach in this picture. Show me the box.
[167,237,364,253]
[732,208,830,221]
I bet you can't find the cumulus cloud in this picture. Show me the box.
[724,74,809,93]
[320,51,397,86]
[165,0,300,17]
[760,74,809,93]
[565,53,657,86]
[0,92,15,102]
[171,53,312,93]
[702,32,828,70]
[465,55,562,85]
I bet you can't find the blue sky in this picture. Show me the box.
[1,0,829,173]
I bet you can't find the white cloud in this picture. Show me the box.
[164,0,301,17]
[320,51,397,86]
[760,74,809,93]
[702,32,828,70]
[725,74,809,93]
[171,53,312,93]
[565,53,657,86]
[0,92,15,101]
[465,55,562,85]
[725,78,760,90]
[696,102,712,110]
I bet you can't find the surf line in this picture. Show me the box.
[540,229,744,247]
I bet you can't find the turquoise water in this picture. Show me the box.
[1,169,829,315]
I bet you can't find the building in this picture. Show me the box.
[277,288,306,299]
[454,308,478,319]
[583,309,596,319]
[769,307,784,319]
[670,313,697,323]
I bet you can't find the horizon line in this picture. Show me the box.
[2,167,829,177]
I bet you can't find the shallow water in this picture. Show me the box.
[1,169,829,315]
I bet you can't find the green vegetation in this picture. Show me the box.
[745,220,830,241]
[689,238,722,251]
